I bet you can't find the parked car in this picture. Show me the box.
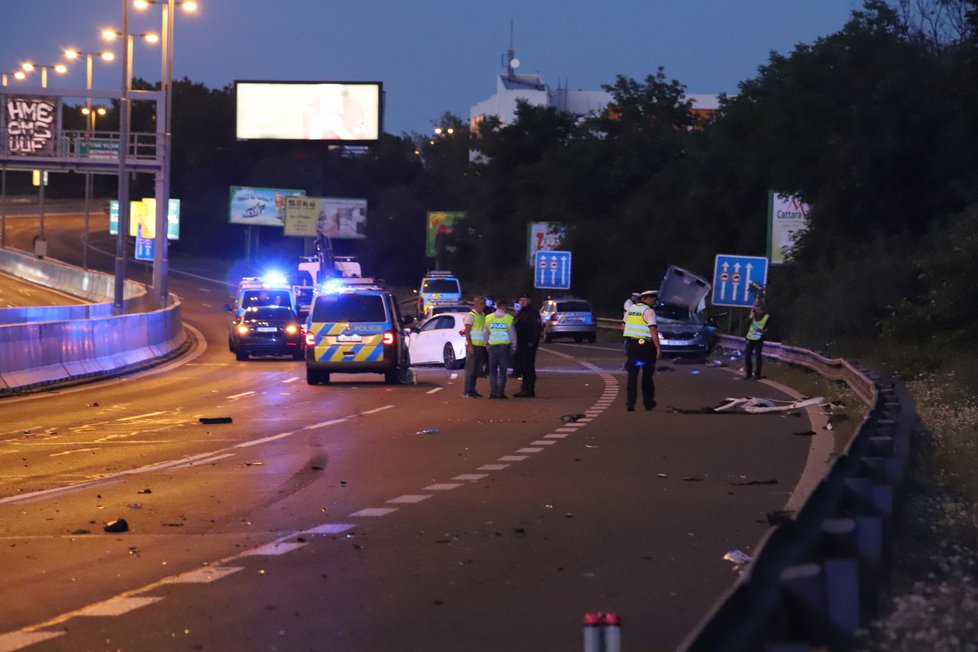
[427,302,472,317]
[406,313,467,369]
[228,305,304,361]
[540,297,596,343]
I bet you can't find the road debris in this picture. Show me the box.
[723,548,752,567]
[137,488,152,494]
[730,478,778,486]
[415,428,439,436]
[560,413,585,423]
[103,518,129,533]
[199,417,233,424]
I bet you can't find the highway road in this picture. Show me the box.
[0,209,822,651]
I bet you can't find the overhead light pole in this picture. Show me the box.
[135,0,197,308]
[64,47,115,269]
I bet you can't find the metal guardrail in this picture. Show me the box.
[597,316,911,650]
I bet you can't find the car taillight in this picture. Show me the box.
[382,331,395,346]
[236,324,250,335]
[304,331,316,347]
[285,324,299,335]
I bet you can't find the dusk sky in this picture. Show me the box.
[1,1,861,136]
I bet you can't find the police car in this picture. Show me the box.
[228,273,296,318]
[304,278,412,385]
[417,271,462,315]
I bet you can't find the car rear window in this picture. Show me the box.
[422,279,461,293]
[556,300,591,312]
[242,289,292,308]
[312,294,388,323]
[248,306,295,321]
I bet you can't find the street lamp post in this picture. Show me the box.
[1,70,28,86]
[20,62,68,251]
[136,0,197,308]
[64,48,114,269]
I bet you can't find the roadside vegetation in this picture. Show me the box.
[8,0,977,643]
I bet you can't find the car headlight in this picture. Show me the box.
[236,324,250,335]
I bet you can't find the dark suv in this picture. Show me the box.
[228,305,304,361]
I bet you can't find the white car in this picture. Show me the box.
[407,313,467,369]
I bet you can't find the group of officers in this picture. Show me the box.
[459,289,770,412]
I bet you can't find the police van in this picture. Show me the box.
[304,278,411,385]
[417,270,462,315]
[228,273,297,318]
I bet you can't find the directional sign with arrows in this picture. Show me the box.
[534,250,572,290]
[712,254,768,307]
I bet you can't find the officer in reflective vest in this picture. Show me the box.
[462,295,488,398]
[623,290,662,412]
[483,299,516,399]
[743,299,770,380]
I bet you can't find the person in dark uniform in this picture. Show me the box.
[513,293,543,397]
[622,290,662,411]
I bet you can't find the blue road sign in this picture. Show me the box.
[135,225,154,261]
[534,250,572,290]
[712,254,768,307]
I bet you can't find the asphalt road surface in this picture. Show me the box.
[0,209,822,651]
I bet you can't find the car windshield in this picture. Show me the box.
[247,306,295,321]
[556,300,591,312]
[423,279,460,293]
[312,294,387,322]
[654,303,701,322]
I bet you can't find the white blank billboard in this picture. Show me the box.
[235,81,382,142]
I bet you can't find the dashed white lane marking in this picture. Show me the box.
[426,387,443,395]
[303,418,350,431]
[531,440,557,446]
[243,542,307,556]
[115,411,168,422]
[387,494,432,504]
[574,418,594,423]
[545,433,570,439]
[423,483,463,491]
[164,567,243,584]
[362,405,395,415]
[351,507,399,517]
[237,431,299,448]
[555,427,578,433]
[78,597,163,617]
[449,373,459,379]
[453,473,488,481]
[283,376,300,384]
[0,631,64,649]
[478,463,509,471]
[302,523,355,535]
[226,391,255,400]
[499,455,528,462]
[171,453,235,468]
[516,447,544,453]
[50,447,100,457]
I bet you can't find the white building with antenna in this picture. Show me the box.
[469,45,721,133]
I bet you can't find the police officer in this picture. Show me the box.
[484,299,516,399]
[513,293,542,397]
[743,299,769,379]
[623,289,662,411]
[462,295,488,398]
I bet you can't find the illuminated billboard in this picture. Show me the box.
[235,81,382,142]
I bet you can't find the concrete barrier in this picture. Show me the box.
[0,247,185,394]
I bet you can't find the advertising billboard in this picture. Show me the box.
[235,81,382,142]
[109,199,181,240]
[526,221,567,265]
[284,196,367,239]
[5,96,60,155]
[767,191,811,265]
[426,211,465,257]
[229,186,306,227]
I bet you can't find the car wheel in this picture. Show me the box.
[443,343,461,370]
[586,334,596,343]
[385,369,400,385]
[228,338,235,353]
[235,350,249,361]
[306,368,328,385]
[292,348,304,361]
[544,333,553,343]
[573,335,583,343]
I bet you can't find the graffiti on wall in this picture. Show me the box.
[5,97,58,154]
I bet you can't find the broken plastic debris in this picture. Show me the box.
[415,428,439,436]
[560,413,585,423]
[137,488,152,494]
[714,396,829,414]
[103,519,129,533]
[723,549,752,565]
[126,504,143,510]
[825,422,834,430]
[199,417,233,424]
[656,473,668,478]
[245,461,264,467]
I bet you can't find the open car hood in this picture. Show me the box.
[658,265,711,311]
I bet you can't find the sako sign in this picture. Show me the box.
[5,96,59,155]
[284,196,368,239]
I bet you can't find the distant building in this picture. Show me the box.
[469,47,721,133]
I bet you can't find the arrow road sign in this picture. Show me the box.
[534,250,571,290]
[712,254,768,307]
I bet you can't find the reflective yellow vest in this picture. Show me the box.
[623,304,652,339]
[468,310,486,346]
[485,312,514,345]
[746,313,769,341]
